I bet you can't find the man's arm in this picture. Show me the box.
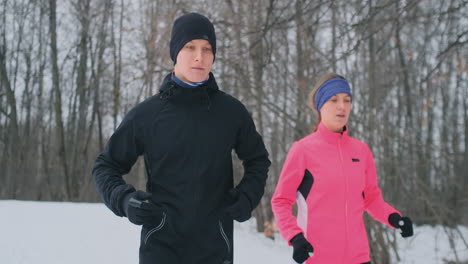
[233,106,271,212]
[92,108,143,217]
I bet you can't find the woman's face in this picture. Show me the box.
[320,93,352,133]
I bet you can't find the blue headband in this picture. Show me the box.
[314,78,352,113]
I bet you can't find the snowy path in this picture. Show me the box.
[1,200,467,263]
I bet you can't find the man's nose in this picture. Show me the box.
[194,49,203,62]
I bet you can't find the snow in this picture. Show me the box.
[1,200,467,264]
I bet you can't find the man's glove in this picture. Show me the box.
[388,213,413,238]
[223,188,252,222]
[290,233,314,263]
[121,190,164,226]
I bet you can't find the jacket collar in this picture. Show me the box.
[159,72,218,98]
[158,72,219,110]
[316,121,349,144]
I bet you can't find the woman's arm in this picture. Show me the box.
[271,142,307,243]
[363,144,401,227]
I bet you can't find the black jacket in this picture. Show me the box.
[92,73,271,264]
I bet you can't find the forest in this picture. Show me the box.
[1,0,467,262]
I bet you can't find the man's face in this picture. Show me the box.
[173,39,214,83]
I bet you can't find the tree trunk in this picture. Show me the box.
[49,0,70,200]
[0,38,19,198]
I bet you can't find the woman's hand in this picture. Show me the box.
[389,213,414,237]
[290,233,314,263]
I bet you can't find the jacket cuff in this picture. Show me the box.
[115,186,135,217]
[120,191,135,217]
[287,231,303,246]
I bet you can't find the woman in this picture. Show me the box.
[271,73,413,264]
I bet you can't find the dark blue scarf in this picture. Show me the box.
[172,72,208,88]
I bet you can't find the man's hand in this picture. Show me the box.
[122,190,164,226]
[223,188,252,222]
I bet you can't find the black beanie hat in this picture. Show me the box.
[170,13,216,63]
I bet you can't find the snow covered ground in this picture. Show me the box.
[1,200,467,264]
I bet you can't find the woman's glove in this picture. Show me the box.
[388,213,414,237]
[290,233,314,263]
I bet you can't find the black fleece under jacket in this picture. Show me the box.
[92,72,271,264]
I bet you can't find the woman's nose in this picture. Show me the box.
[337,100,345,109]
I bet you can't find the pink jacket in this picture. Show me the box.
[271,122,399,264]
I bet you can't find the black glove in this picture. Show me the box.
[223,188,252,222]
[290,233,314,263]
[388,213,413,238]
[121,190,164,226]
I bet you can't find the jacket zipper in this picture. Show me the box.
[338,135,348,263]
[219,220,231,255]
[144,212,167,245]
[192,104,200,221]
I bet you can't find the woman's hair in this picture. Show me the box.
[309,72,347,132]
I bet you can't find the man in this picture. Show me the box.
[92,12,270,264]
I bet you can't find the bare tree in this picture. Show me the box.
[49,0,69,199]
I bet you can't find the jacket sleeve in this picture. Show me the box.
[363,144,400,227]
[233,106,271,212]
[92,108,143,217]
[271,142,305,244]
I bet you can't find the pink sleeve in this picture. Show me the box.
[363,145,400,227]
[271,142,305,244]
